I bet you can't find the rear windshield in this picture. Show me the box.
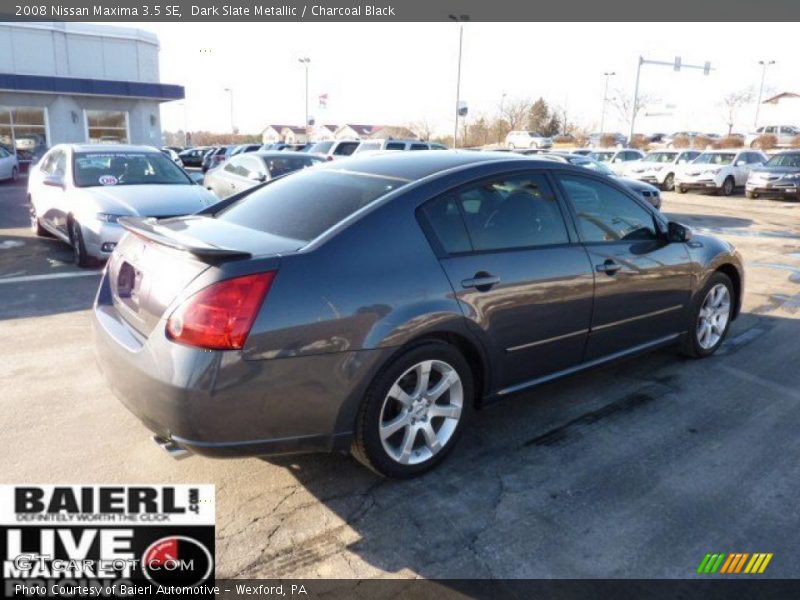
[264,155,322,177]
[73,152,191,187]
[216,169,406,242]
[309,141,334,154]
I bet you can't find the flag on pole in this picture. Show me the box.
[319,93,328,109]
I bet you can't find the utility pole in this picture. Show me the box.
[600,72,615,135]
[449,14,469,148]
[754,60,775,129]
[298,57,311,133]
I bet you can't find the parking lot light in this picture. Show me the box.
[448,14,469,148]
[298,57,311,134]
[754,60,776,129]
[600,71,615,136]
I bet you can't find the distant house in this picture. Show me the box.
[261,125,285,144]
[367,125,418,140]
[310,124,338,141]
[280,126,309,144]
[335,124,382,140]
[761,92,800,126]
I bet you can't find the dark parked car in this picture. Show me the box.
[201,145,236,172]
[178,146,212,168]
[231,143,263,156]
[746,150,800,200]
[94,152,743,478]
[203,151,324,199]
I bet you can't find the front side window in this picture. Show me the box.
[558,175,657,243]
[85,111,128,144]
[73,152,191,187]
[334,142,359,156]
[449,174,568,252]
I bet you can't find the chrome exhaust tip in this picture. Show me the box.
[152,435,191,460]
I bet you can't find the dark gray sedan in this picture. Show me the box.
[93,152,743,478]
[203,151,323,199]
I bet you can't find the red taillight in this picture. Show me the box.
[326,155,334,161]
[166,272,275,350]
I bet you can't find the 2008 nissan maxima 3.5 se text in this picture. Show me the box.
[93,152,743,478]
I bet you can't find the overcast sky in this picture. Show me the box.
[117,22,799,137]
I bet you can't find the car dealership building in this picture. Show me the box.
[0,22,183,165]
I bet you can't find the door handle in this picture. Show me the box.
[461,273,500,290]
[596,260,622,275]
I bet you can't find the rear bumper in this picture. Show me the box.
[746,183,800,198]
[92,273,386,458]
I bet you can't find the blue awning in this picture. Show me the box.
[0,73,184,101]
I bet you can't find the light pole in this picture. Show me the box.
[298,57,310,133]
[599,71,615,135]
[754,60,775,129]
[223,88,234,133]
[449,14,469,148]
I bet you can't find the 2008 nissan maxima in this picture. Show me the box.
[93,152,744,478]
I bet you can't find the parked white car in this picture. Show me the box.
[307,139,361,160]
[745,125,800,148]
[354,139,447,153]
[28,144,218,266]
[589,148,645,175]
[674,149,767,196]
[624,150,701,191]
[505,130,553,150]
[0,146,20,182]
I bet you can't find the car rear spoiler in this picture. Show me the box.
[118,217,252,259]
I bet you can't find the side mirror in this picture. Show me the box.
[43,175,64,189]
[667,221,692,243]
[249,172,267,182]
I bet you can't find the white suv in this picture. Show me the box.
[505,131,553,150]
[624,150,701,191]
[674,149,767,195]
[307,140,361,161]
[588,148,645,176]
[354,139,447,153]
[745,125,800,148]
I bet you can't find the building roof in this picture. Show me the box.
[339,124,382,137]
[366,126,417,140]
[763,92,800,105]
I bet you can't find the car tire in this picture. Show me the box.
[69,218,92,268]
[681,272,734,359]
[662,173,675,191]
[745,191,758,199]
[508,143,515,150]
[351,341,474,478]
[676,185,687,194]
[720,176,735,196]
[29,200,50,237]
[10,167,18,183]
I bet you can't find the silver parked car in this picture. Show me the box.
[204,151,324,199]
[28,144,218,266]
[0,146,20,182]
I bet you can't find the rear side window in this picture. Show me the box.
[217,169,405,242]
[386,142,406,150]
[419,197,472,254]
[410,144,428,150]
[334,142,359,156]
[557,175,656,243]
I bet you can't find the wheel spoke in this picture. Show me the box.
[412,361,432,397]
[428,404,462,420]
[420,422,441,454]
[389,383,413,409]
[397,427,417,464]
[426,370,457,402]
[380,414,409,440]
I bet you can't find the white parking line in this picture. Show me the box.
[0,270,102,284]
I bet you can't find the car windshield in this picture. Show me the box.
[766,153,800,168]
[693,153,735,166]
[528,132,542,137]
[264,155,323,178]
[590,151,615,162]
[644,152,677,163]
[73,152,191,187]
[216,169,407,242]
[572,157,614,176]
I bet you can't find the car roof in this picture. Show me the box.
[314,150,564,181]
[68,144,161,154]
[251,151,322,159]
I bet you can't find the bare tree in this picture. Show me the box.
[609,89,659,133]
[719,88,756,136]
[499,97,532,131]
[408,118,434,141]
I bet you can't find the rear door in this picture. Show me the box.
[419,171,595,390]
[555,173,693,359]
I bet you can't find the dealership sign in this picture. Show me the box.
[0,485,215,597]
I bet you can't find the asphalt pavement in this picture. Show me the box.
[1,178,799,579]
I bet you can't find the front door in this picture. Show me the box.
[555,173,694,360]
[419,171,595,390]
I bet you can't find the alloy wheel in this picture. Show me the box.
[696,283,731,350]
[70,221,82,263]
[378,359,463,465]
[663,173,675,191]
